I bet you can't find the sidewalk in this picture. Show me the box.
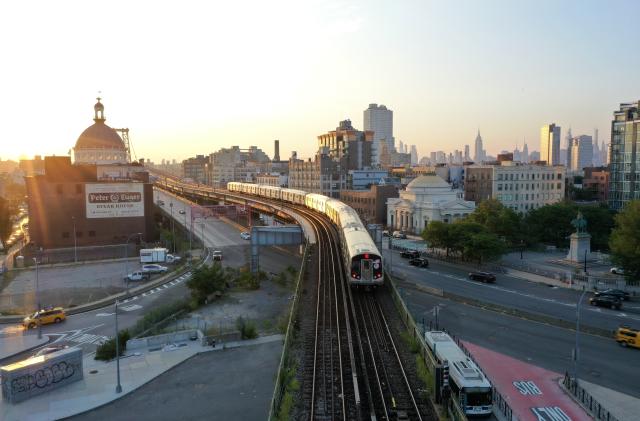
[0,333,49,362]
[565,378,640,421]
[0,334,283,421]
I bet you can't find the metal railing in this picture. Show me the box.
[268,241,309,421]
[563,373,620,421]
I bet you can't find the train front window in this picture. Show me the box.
[351,260,360,278]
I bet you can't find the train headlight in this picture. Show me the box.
[373,263,380,269]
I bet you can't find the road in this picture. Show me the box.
[397,282,640,398]
[384,244,640,333]
[2,191,296,363]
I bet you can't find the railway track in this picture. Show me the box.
[298,207,359,420]
[354,292,424,420]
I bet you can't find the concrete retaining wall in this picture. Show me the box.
[1,347,83,404]
[127,329,201,350]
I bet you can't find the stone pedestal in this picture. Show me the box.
[567,233,591,262]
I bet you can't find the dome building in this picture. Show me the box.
[386,175,475,234]
[72,98,128,165]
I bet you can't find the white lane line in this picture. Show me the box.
[96,313,115,317]
[121,304,143,312]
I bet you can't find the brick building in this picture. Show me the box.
[583,166,610,202]
[340,184,398,225]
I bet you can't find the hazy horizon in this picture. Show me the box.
[1,0,639,163]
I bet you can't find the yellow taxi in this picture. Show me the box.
[616,326,640,349]
[23,307,66,329]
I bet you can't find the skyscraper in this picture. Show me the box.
[609,101,640,210]
[565,127,573,168]
[522,142,529,163]
[464,144,470,161]
[569,135,593,172]
[474,130,484,162]
[410,145,418,165]
[540,123,561,165]
[363,103,393,166]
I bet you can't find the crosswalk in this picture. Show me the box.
[52,325,109,346]
[119,272,192,305]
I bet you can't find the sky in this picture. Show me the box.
[1,0,639,163]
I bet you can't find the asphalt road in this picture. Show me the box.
[68,340,283,421]
[397,283,640,398]
[384,246,640,333]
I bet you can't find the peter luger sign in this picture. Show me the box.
[86,183,145,218]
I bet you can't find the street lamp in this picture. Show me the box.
[169,202,176,253]
[114,298,122,393]
[520,240,524,260]
[72,216,77,263]
[573,286,587,387]
[33,258,42,339]
[124,233,142,294]
[200,222,206,256]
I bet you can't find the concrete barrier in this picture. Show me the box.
[126,329,201,351]
[1,347,83,404]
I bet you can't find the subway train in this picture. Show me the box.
[227,182,383,287]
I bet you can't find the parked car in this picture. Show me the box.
[240,232,251,240]
[166,254,181,263]
[615,326,640,348]
[468,271,496,283]
[125,271,151,282]
[595,289,630,301]
[382,230,389,237]
[392,231,407,239]
[589,295,622,310]
[400,250,420,259]
[33,345,69,358]
[23,307,66,329]
[212,250,223,261]
[610,267,625,275]
[409,257,429,268]
[142,264,168,274]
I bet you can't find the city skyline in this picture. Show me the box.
[1,0,639,163]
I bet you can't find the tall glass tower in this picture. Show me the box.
[609,101,640,210]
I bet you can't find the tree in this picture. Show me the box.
[422,221,452,256]
[609,200,640,280]
[463,231,506,264]
[0,197,15,251]
[468,199,522,245]
[524,202,575,247]
[186,263,229,304]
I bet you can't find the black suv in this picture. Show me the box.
[589,295,622,310]
[595,289,630,301]
[409,257,429,268]
[400,250,420,259]
[468,271,496,283]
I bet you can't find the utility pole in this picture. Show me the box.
[170,202,176,253]
[72,216,77,263]
[34,258,42,339]
[115,299,122,393]
[574,287,587,386]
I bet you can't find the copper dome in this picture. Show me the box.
[75,122,125,150]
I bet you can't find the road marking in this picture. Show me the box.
[96,313,115,317]
[121,304,143,312]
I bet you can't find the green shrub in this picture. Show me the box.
[129,299,190,337]
[236,316,258,339]
[95,330,130,361]
[401,331,420,354]
[236,271,260,290]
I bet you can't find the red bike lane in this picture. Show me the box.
[462,341,590,421]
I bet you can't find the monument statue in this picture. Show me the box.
[567,211,591,263]
[571,211,588,234]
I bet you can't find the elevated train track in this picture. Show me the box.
[152,174,433,420]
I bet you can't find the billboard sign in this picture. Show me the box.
[86,183,145,219]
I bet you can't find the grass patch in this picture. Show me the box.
[236,316,258,339]
[129,298,191,337]
[400,331,421,354]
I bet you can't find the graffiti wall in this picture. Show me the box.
[1,348,83,403]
